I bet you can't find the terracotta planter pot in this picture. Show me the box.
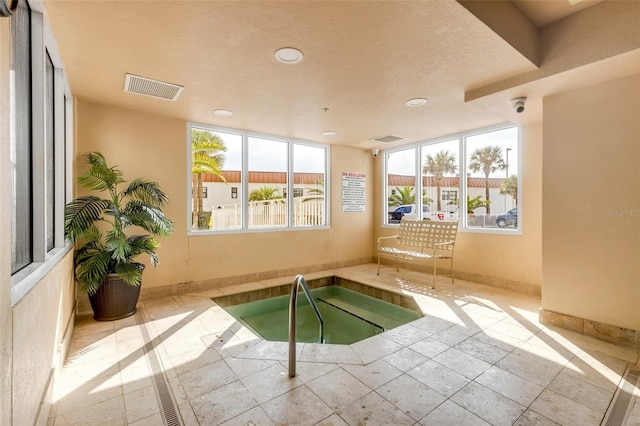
[89,274,141,321]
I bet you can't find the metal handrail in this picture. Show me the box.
[289,274,324,377]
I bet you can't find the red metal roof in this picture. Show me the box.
[202,171,503,188]
[201,171,324,184]
[388,174,505,188]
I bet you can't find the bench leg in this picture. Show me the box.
[377,254,381,275]
[450,257,454,284]
[432,258,437,289]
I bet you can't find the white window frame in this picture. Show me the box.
[382,123,522,235]
[10,0,74,305]
[186,122,331,235]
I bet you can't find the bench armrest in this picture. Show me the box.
[377,235,399,248]
[433,240,455,248]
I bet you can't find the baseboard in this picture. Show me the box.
[539,308,640,349]
[380,258,541,296]
[76,257,376,314]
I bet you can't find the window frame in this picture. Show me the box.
[382,123,522,235]
[187,122,331,235]
[10,0,74,305]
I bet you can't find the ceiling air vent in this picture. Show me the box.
[370,135,405,144]
[124,73,184,101]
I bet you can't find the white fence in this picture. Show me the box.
[209,197,325,230]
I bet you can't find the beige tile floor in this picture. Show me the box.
[50,264,640,425]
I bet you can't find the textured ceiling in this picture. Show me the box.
[43,0,636,149]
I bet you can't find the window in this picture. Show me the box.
[9,0,74,304]
[384,124,520,232]
[191,186,208,198]
[465,126,519,230]
[191,127,242,230]
[293,144,326,227]
[10,0,33,274]
[189,123,329,232]
[421,139,459,220]
[248,136,287,229]
[385,148,417,222]
[442,190,458,201]
[282,188,304,198]
[45,51,55,252]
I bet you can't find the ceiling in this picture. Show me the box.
[43,0,630,149]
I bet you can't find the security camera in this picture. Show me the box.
[511,97,526,113]
[372,149,379,158]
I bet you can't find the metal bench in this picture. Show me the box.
[377,219,459,288]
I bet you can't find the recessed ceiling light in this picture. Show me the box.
[406,98,428,106]
[322,131,336,136]
[214,109,233,117]
[275,47,304,64]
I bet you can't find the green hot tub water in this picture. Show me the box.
[223,286,420,344]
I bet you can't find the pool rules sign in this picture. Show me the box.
[342,172,365,213]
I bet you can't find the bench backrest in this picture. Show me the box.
[398,219,459,252]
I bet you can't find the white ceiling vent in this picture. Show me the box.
[124,73,184,101]
[370,134,405,143]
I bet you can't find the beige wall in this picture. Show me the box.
[76,101,189,288]
[374,121,543,290]
[76,100,375,289]
[542,74,640,331]
[11,252,75,426]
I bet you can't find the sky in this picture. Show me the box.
[196,125,517,177]
[387,126,519,178]
[203,129,326,173]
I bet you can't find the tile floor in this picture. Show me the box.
[49,264,640,425]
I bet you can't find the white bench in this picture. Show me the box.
[377,219,459,288]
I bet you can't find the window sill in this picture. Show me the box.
[11,244,73,306]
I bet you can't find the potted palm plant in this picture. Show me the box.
[64,152,174,321]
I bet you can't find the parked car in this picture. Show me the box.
[496,208,518,228]
[388,205,457,223]
[388,205,428,223]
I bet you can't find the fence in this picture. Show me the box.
[209,197,325,230]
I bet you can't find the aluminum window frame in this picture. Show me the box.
[187,122,331,235]
[10,0,74,305]
[382,123,522,235]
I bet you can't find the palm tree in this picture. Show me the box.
[192,129,226,227]
[466,195,490,213]
[422,150,457,211]
[249,186,284,204]
[306,179,325,196]
[500,175,518,205]
[468,146,505,214]
[388,186,415,208]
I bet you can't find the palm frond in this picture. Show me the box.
[75,225,103,248]
[106,229,131,262]
[75,250,111,295]
[123,178,170,207]
[124,201,174,236]
[114,262,144,286]
[78,152,124,191]
[128,235,160,266]
[64,196,111,242]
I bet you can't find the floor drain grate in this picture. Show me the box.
[602,364,640,426]
[135,310,183,426]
